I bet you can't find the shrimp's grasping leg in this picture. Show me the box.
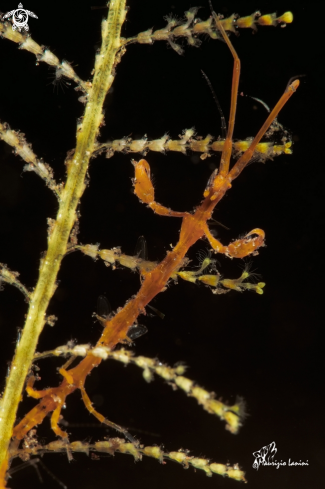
[132,159,188,217]
[204,225,265,258]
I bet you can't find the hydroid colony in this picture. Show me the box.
[0,2,296,487]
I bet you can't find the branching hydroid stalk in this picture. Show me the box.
[0,0,127,476]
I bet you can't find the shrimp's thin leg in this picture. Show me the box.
[80,386,139,445]
[229,80,299,181]
[210,5,240,177]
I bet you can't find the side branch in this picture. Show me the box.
[94,129,292,161]
[0,20,89,95]
[9,437,246,482]
[0,264,30,301]
[122,9,293,54]
[0,121,61,199]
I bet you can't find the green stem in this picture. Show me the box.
[0,0,127,472]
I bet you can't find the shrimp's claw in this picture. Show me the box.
[132,159,187,217]
[132,159,154,205]
[226,228,265,258]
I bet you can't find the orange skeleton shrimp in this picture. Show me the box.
[2,10,298,486]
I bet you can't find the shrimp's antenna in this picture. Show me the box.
[209,217,230,231]
[248,96,271,113]
[201,70,227,138]
[134,235,148,260]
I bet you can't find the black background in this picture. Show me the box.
[0,1,323,488]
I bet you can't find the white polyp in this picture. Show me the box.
[113,352,130,364]
[83,244,99,259]
[143,368,153,382]
[175,376,193,392]
[156,366,174,381]
[19,145,34,162]
[99,249,117,264]
[54,346,69,355]
[134,357,148,368]
[148,135,168,153]
[61,61,75,79]
[91,347,109,359]
[112,138,128,152]
[129,138,147,153]
[37,162,49,175]
[41,50,60,67]
[21,38,43,56]
[4,130,19,146]
[137,29,153,44]
[182,128,195,141]
[72,345,89,356]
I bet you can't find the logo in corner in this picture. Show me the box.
[252,441,277,470]
[2,3,38,32]
[252,441,309,470]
